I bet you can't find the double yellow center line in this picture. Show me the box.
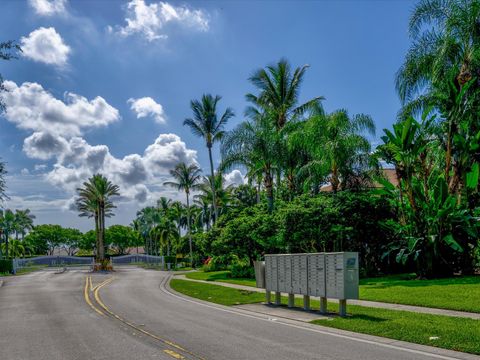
[84,275,202,360]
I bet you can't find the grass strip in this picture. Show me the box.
[185,270,256,287]
[171,278,264,306]
[187,271,480,313]
[170,278,480,355]
[360,274,480,313]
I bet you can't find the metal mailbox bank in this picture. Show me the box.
[258,252,358,316]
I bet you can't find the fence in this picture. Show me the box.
[13,255,94,274]
[111,254,165,269]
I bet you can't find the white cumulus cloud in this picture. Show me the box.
[224,169,246,187]
[43,133,197,203]
[113,0,210,41]
[29,0,67,16]
[21,27,70,66]
[1,81,120,136]
[2,80,198,210]
[128,97,166,124]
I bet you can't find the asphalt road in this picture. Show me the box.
[0,267,476,360]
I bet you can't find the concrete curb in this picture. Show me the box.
[165,275,480,360]
[174,274,480,320]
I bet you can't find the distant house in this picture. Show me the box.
[125,246,145,254]
[320,168,399,192]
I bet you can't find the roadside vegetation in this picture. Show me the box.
[171,279,480,355]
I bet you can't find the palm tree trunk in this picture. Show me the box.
[331,164,340,193]
[186,192,193,268]
[264,171,274,213]
[207,146,218,223]
[98,206,105,262]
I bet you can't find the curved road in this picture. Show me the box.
[0,268,476,360]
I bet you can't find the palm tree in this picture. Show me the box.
[396,0,480,194]
[246,59,324,192]
[0,209,15,258]
[246,58,324,130]
[221,113,280,212]
[14,209,35,240]
[76,174,120,262]
[397,0,480,105]
[135,206,159,255]
[292,109,376,193]
[1,239,25,258]
[164,163,202,266]
[194,174,234,223]
[184,94,234,223]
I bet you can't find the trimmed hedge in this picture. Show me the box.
[0,259,13,274]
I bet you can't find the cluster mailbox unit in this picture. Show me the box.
[257,252,359,316]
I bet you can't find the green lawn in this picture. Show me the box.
[360,274,480,313]
[184,270,257,287]
[170,279,480,355]
[185,270,480,313]
[170,278,264,305]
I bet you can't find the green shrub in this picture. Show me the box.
[164,255,176,264]
[0,259,13,273]
[229,263,254,279]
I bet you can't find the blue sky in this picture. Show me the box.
[0,0,415,230]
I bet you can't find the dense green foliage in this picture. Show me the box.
[0,258,12,273]
[197,193,396,276]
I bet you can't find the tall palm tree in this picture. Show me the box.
[397,0,480,105]
[0,209,15,258]
[396,0,480,194]
[184,94,234,223]
[221,113,280,212]
[246,59,324,192]
[164,163,202,266]
[76,174,120,262]
[246,58,324,130]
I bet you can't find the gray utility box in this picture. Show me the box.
[254,261,266,288]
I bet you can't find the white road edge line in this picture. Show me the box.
[160,275,470,360]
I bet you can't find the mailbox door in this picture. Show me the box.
[265,256,272,291]
[307,254,325,297]
[285,255,292,293]
[326,253,344,299]
[278,256,286,292]
[291,255,301,294]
